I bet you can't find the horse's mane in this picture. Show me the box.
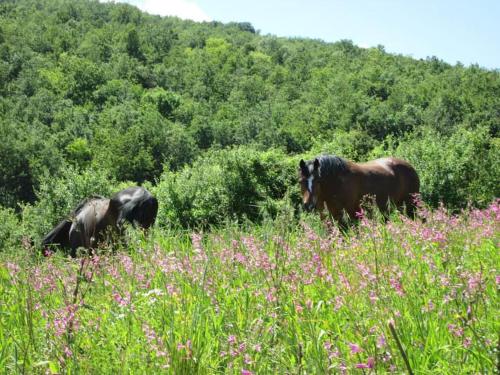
[315,155,348,178]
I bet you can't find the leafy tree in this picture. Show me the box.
[392,126,499,207]
[0,121,36,207]
[0,0,498,216]
[126,27,144,61]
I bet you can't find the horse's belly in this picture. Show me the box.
[359,174,402,205]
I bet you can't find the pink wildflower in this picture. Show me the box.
[369,290,378,303]
[51,304,80,337]
[334,296,344,311]
[265,288,277,303]
[165,283,179,297]
[367,357,375,368]
[64,346,72,358]
[463,337,472,348]
[120,254,134,275]
[389,277,405,296]
[349,343,362,354]
[6,262,20,279]
[113,291,130,306]
[377,335,386,348]
[324,341,332,351]
[447,323,463,337]
[244,354,252,364]
[355,363,369,369]
[42,248,54,257]
[228,335,237,345]
[306,299,313,309]
[234,252,247,264]
[466,272,483,296]
[355,356,375,369]
[339,273,351,290]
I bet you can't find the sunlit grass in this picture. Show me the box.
[0,201,498,374]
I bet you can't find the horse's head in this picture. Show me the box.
[111,187,158,230]
[299,158,321,212]
[136,196,158,229]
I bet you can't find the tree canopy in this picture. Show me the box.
[0,0,498,216]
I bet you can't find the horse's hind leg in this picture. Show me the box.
[69,233,81,258]
[397,198,417,219]
[69,223,87,257]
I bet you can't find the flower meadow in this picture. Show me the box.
[0,201,499,374]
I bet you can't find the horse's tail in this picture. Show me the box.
[41,219,72,253]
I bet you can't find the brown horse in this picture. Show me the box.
[299,155,420,222]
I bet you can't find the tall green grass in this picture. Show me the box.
[0,201,498,374]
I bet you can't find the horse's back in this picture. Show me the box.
[355,157,419,207]
[362,157,417,179]
[69,198,115,255]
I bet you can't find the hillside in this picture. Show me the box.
[0,2,498,373]
[0,0,499,226]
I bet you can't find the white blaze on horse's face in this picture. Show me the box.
[299,159,320,211]
[307,176,314,194]
[307,175,318,206]
[304,174,318,209]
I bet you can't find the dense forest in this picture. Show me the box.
[0,0,499,238]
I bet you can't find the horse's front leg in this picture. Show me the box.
[324,200,342,222]
[324,201,350,232]
[315,199,329,221]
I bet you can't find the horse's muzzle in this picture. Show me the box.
[304,202,316,212]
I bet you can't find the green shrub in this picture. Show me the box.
[0,206,23,252]
[154,147,299,228]
[24,166,117,242]
[92,104,198,182]
[310,129,376,161]
[392,125,499,207]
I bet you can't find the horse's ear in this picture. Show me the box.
[313,158,320,170]
[299,159,306,169]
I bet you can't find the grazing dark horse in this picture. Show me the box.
[42,196,120,257]
[299,155,420,222]
[41,186,158,257]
